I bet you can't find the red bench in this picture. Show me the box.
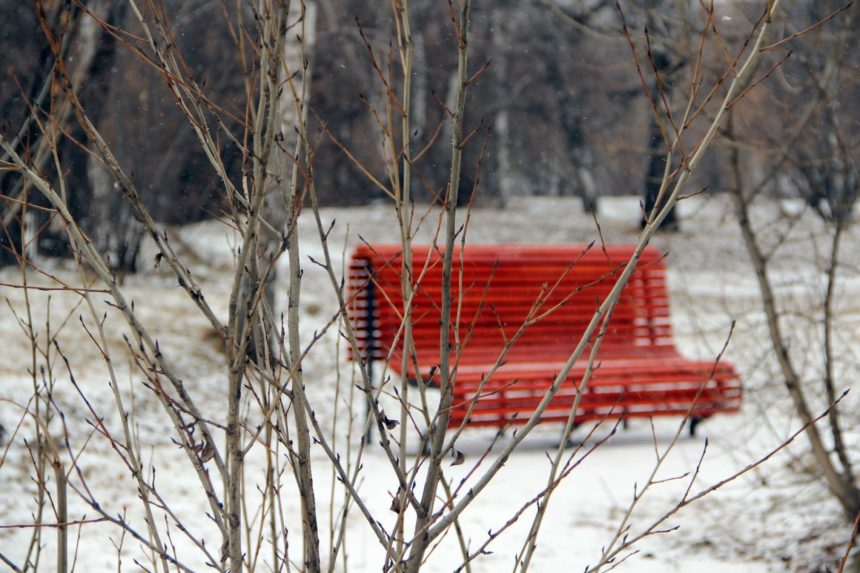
[346,244,741,436]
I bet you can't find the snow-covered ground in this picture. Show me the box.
[1,195,857,572]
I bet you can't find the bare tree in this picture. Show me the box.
[723,1,860,520]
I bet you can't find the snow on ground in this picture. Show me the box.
[1,195,857,572]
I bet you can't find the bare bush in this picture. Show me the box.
[2,1,851,571]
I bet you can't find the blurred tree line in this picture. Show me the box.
[1,0,857,269]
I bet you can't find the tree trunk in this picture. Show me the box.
[640,9,679,231]
[491,4,515,207]
[76,1,141,271]
[641,111,677,230]
[543,29,597,213]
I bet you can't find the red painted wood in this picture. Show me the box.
[346,244,742,430]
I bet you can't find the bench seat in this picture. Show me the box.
[346,244,741,434]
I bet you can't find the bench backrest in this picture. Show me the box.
[347,244,672,363]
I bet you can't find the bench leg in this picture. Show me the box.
[561,437,579,449]
[365,393,374,445]
[363,360,375,445]
[559,424,579,449]
[689,416,703,437]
